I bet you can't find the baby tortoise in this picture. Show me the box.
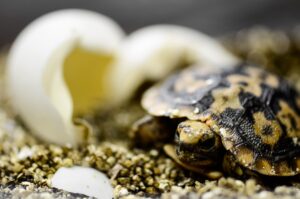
[131,64,300,179]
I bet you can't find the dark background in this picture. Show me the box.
[0,0,300,47]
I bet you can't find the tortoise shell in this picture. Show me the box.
[142,64,300,176]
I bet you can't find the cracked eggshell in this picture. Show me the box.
[110,25,240,104]
[6,9,125,146]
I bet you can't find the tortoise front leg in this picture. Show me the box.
[222,152,259,179]
[222,152,244,177]
[130,115,178,147]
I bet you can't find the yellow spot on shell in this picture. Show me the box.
[255,159,273,175]
[227,71,262,97]
[252,112,282,146]
[277,100,300,138]
[174,73,210,93]
[236,147,255,167]
[265,74,279,88]
[211,86,242,113]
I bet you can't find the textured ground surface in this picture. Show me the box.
[0,28,300,198]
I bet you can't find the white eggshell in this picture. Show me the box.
[6,9,125,145]
[111,25,240,104]
[51,166,113,199]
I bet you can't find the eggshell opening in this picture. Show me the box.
[6,9,125,145]
[63,46,115,115]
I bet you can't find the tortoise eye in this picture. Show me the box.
[198,137,216,151]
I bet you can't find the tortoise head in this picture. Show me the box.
[175,120,223,166]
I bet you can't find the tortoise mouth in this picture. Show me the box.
[164,144,223,179]
[174,143,223,167]
[164,144,214,167]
